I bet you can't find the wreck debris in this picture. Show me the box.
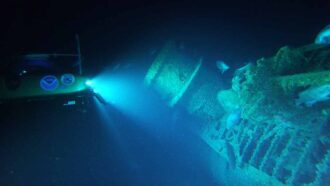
[210,43,330,185]
[145,40,330,185]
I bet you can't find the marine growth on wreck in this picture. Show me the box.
[145,39,330,185]
[214,43,330,185]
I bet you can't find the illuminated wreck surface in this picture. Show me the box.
[145,41,330,185]
[2,41,330,185]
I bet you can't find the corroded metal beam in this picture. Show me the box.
[275,70,330,94]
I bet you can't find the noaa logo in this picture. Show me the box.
[61,74,75,86]
[40,75,59,91]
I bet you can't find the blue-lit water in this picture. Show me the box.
[0,97,224,185]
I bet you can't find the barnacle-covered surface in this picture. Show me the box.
[144,41,203,107]
[145,41,225,122]
[204,43,330,185]
[146,41,330,185]
[232,44,330,126]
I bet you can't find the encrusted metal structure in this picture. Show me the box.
[145,41,330,185]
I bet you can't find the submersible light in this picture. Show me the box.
[85,80,93,86]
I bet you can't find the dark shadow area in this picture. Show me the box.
[0,98,221,185]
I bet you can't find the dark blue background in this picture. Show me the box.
[1,1,330,185]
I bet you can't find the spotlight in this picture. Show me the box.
[85,80,93,86]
